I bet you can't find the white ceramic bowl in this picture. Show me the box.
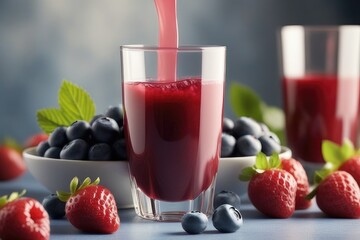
[216,147,292,199]
[23,148,133,209]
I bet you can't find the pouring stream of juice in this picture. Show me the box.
[154,0,178,81]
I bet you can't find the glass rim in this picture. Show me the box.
[281,25,360,32]
[120,44,226,52]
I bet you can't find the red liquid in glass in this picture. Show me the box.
[282,75,360,163]
[123,78,223,201]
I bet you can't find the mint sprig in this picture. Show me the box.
[37,80,96,134]
[229,82,285,144]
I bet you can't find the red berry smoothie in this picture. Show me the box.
[283,75,360,163]
[123,78,224,201]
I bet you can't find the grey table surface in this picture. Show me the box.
[1,172,359,240]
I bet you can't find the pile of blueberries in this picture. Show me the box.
[221,116,281,157]
[36,106,127,161]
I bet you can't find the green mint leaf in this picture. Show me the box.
[229,82,263,122]
[340,139,355,161]
[262,105,285,131]
[255,152,268,170]
[239,167,256,181]
[322,140,344,167]
[58,80,96,122]
[37,108,72,134]
[269,153,281,168]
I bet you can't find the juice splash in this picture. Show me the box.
[154,0,178,81]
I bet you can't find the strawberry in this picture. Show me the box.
[57,177,120,234]
[240,153,297,218]
[281,157,312,210]
[0,190,50,240]
[24,133,49,148]
[311,171,360,218]
[320,140,360,186]
[338,156,360,187]
[0,145,26,181]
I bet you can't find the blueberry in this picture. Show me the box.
[236,135,261,156]
[212,204,243,233]
[223,117,235,134]
[119,126,125,138]
[44,147,61,159]
[60,139,89,160]
[233,117,262,138]
[258,135,281,156]
[48,127,68,147]
[90,114,105,126]
[66,120,91,141]
[214,191,241,210]
[181,211,208,234]
[105,105,124,128]
[268,132,281,144]
[91,117,120,143]
[88,143,112,160]
[42,194,66,219]
[260,123,270,133]
[112,139,127,160]
[36,140,50,157]
[221,133,236,157]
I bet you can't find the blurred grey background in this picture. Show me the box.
[1,0,360,143]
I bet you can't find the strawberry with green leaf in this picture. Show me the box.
[307,171,360,218]
[240,153,297,218]
[319,139,360,186]
[57,177,120,234]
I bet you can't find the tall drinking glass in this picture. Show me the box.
[279,26,360,166]
[120,45,226,221]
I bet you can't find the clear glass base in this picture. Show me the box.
[130,176,216,222]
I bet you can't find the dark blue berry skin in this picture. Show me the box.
[36,141,50,157]
[88,143,112,160]
[60,139,89,160]
[236,135,261,156]
[44,147,61,159]
[112,139,127,160]
[42,194,66,219]
[181,211,208,234]
[268,132,281,144]
[105,105,124,128]
[221,133,236,157]
[212,204,243,233]
[259,135,281,156]
[90,114,105,126]
[223,117,235,134]
[214,191,241,210]
[233,117,262,139]
[48,127,68,147]
[91,117,120,143]
[66,120,91,141]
